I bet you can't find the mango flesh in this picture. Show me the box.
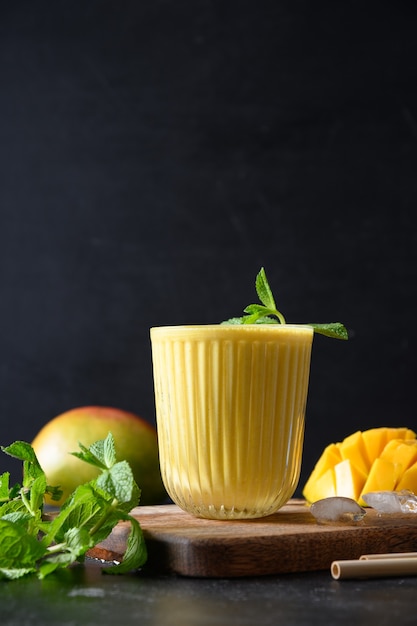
[302,427,417,506]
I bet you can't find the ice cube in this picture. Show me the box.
[310,497,366,524]
[362,490,417,514]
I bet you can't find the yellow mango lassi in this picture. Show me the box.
[150,324,313,519]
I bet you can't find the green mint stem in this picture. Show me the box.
[222,267,348,340]
[272,309,285,325]
[89,499,119,537]
[46,542,67,554]
[20,489,34,516]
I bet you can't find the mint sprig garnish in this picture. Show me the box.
[222,267,348,340]
[0,433,147,580]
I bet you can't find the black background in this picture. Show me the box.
[1,1,416,492]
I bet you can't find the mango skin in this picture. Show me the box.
[32,406,167,506]
[303,427,417,505]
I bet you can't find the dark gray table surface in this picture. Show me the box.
[1,557,416,626]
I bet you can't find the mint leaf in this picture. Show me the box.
[63,526,95,558]
[96,460,139,506]
[104,515,147,575]
[29,474,47,513]
[0,473,10,501]
[70,442,108,470]
[243,304,281,324]
[308,322,349,340]
[0,473,22,506]
[255,267,277,310]
[71,433,117,470]
[96,432,117,468]
[0,519,46,574]
[39,527,95,579]
[0,511,33,525]
[50,480,131,548]
[0,499,28,519]
[43,484,104,546]
[223,315,279,325]
[37,560,65,579]
[1,441,40,464]
[0,567,35,581]
[1,441,46,492]
[220,317,245,325]
[222,267,348,340]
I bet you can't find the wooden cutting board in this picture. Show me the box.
[88,500,417,578]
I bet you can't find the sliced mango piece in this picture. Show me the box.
[362,427,390,465]
[339,431,370,475]
[396,462,417,492]
[303,467,336,504]
[359,458,398,505]
[385,427,416,442]
[380,439,417,471]
[302,443,341,501]
[362,427,416,466]
[334,459,367,501]
[313,442,342,475]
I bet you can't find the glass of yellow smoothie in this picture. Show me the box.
[150,323,314,520]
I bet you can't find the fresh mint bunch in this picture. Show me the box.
[0,433,147,580]
[222,267,348,340]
